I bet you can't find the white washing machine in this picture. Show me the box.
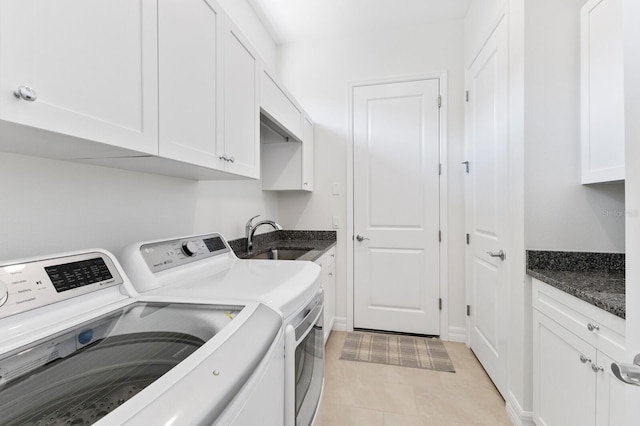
[0,249,285,426]
[120,232,325,426]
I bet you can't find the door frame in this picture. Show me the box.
[346,72,449,339]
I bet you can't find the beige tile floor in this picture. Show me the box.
[320,331,512,426]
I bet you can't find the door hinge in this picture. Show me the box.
[467,305,471,316]
[439,298,442,310]
[465,90,469,102]
[438,230,442,242]
[462,161,470,173]
[438,95,442,108]
[466,233,470,245]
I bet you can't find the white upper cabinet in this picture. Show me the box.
[0,0,158,156]
[581,0,624,183]
[221,17,260,179]
[261,69,304,142]
[158,0,224,169]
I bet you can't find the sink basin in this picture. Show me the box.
[248,248,311,260]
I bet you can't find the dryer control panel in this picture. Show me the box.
[140,233,230,273]
[0,252,123,319]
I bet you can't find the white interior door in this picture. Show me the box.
[466,19,509,398]
[353,78,441,336]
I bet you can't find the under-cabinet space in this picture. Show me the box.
[261,114,314,191]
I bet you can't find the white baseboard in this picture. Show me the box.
[332,316,347,331]
[506,392,534,426]
[447,326,466,342]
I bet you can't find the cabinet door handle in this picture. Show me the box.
[587,323,600,332]
[219,154,229,162]
[579,354,591,364]
[228,156,235,164]
[13,85,37,101]
[591,363,604,373]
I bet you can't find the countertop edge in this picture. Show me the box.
[527,268,625,319]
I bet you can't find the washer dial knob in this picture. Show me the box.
[181,241,199,257]
[0,280,8,307]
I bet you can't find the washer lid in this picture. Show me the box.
[0,300,266,426]
[147,258,321,319]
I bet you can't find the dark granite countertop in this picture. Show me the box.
[526,250,625,319]
[230,230,336,262]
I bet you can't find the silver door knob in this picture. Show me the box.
[355,235,370,242]
[219,154,229,162]
[13,85,37,101]
[228,156,235,163]
[587,323,600,332]
[591,364,604,373]
[579,354,591,364]
[486,250,506,261]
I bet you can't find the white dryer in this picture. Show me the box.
[0,249,284,426]
[120,232,325,426]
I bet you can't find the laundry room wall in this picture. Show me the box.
[0,1,279,261]
[275,20,467,338]
[523,0,625,252]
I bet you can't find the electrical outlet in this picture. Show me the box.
[332,216,341,229]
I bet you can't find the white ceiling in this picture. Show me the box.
[249,0,472,45]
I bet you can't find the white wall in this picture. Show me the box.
[0,152,197,259]
[524,0,625,252]
[0,0,279,261]
[276,21,467,333]
[194,180,278,238]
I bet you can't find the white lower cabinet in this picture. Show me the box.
[532,279,626,426]
[316,247,336,344]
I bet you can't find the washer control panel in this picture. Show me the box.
[140,233,230,273]
[0,252,123,319]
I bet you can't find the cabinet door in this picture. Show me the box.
[158,0,224,169]
[222,18,260,179]
[302,115,314,191]
[581,0,624,183]
[319,250,336,345]
[595,351,627,426]
[0,0,158,154]
[261,70,304,141]
[533,311,597,426]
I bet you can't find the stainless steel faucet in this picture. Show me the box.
[245,215,282,251]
